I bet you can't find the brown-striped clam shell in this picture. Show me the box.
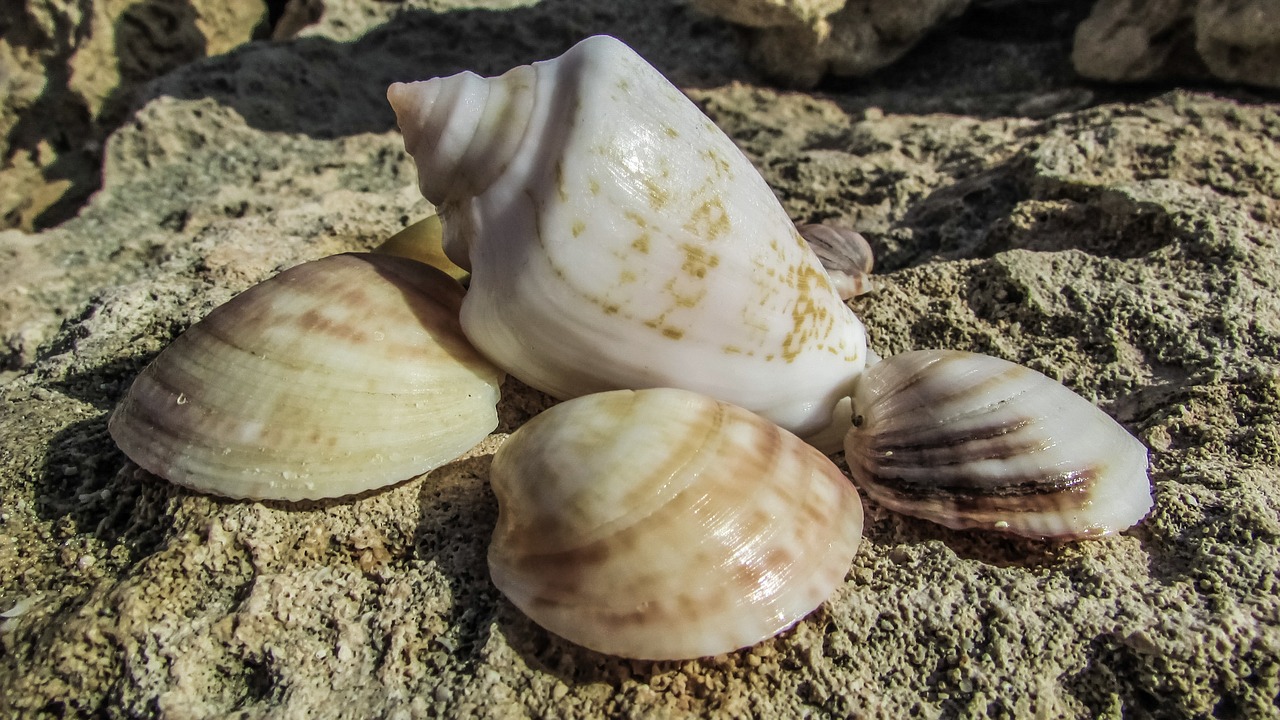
[487,387,864,660]
[843,350,1152,539]
[108,253,504,501]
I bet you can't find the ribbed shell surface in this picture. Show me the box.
[843,350,1152,539]
[488,388,865,660]
[108,253,504,500]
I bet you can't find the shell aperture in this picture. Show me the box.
[488,388,865,660]
[843,350,1153,539]
[388,35,868,440]
[108,253,504,501]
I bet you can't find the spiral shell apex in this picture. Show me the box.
[388,35,868,440]
[108,253,504,501]
[843,350,1153,539]
[488,388,865,660]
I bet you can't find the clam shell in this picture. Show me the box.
[108,253,504,501]
[488,388,865,660]
[388,35,868,440]
[843,350,1152,539]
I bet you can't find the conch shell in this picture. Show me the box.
[388,35,868,440]
[108,253,504,501]
[843,350,1153,539]
[488,388,864,660]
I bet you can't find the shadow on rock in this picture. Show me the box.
[816,0,1102,120]
[885,155,1181,272]
[45,351,161,412]
[494,376,558,435]
[860,503,1082,570]
[1061,617,1276,717]
[411,450,505,673]
[144,0,753,142]
[36,415,178,558]
[499,609,690,688]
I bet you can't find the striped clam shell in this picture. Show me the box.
[488,388,864,660]
[108,253,504,501]
[843,350,1152,539]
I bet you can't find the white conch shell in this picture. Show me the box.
[843,350,1153,539]
[387,35,868,439]
[108,253,504,501]
[488,388,865,660]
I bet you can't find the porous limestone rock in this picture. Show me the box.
[1195,0,1280,86]
[1073,0,1280,87]
[693,0,972,87]
[693,0,848,28]
[0,0,268,231]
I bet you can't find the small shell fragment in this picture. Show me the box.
[108,253,504,501]
[843,350,1152,539]
[797,222,875,300]
[488,388,864,660]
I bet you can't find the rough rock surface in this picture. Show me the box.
[2,0,1280,717]
[692,0,973,87]
[693,0,847,28]
[0,0,268,231]
[1073,0,1280,88]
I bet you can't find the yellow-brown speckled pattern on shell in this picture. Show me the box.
[532,60,862,367]
[390,34,868,441]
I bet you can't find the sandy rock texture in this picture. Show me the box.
[0,0,268,231]
[2,0,1279,717]
[1073,0,1280,88]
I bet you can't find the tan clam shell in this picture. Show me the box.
[488,388,864,660]
[843,350,1153,539]
[108,253,503,501]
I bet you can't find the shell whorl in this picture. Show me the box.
[388,63,538,207]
